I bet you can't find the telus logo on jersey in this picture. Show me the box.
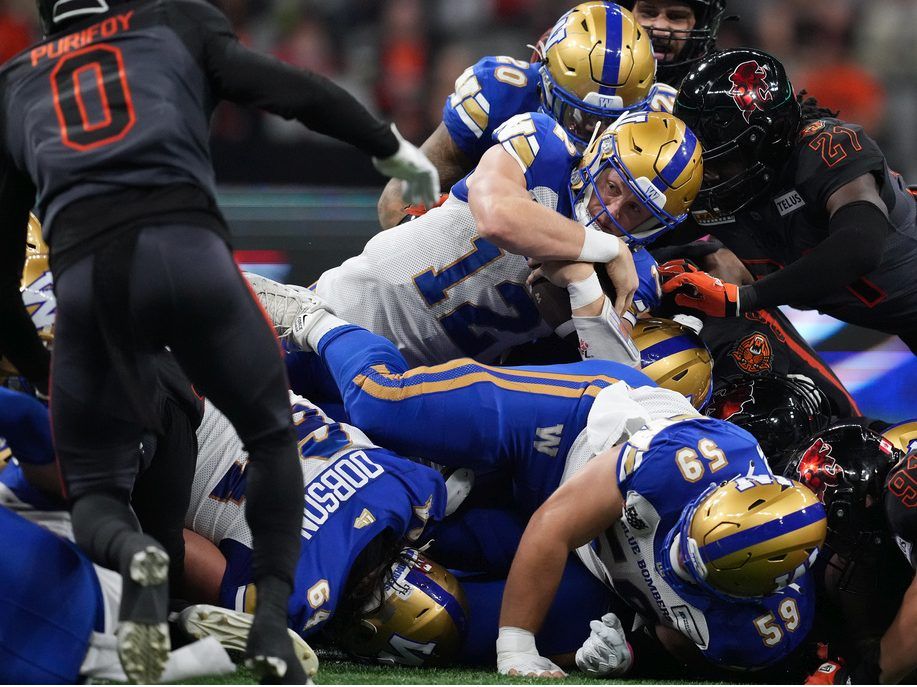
[727,60,773,123]
[773,190,806,217]
[301,451,385,539]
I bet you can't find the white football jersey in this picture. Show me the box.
[186,393,379,547]
[314,195,553,366]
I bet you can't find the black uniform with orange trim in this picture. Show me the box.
[0,0,401,631]
[886,450,917,569]
[700,306,859,419]
[694,119,917,342]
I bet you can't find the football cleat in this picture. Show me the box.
[243,272,323,345]
[117,545,171,684]
[178,604,318,682]
[290,291,337,354]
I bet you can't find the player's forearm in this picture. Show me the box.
[213,39,398,159]
[474,195,590,261]
[499,513,569,634]
[377,177,408,229]
[879,574,917,683]
[739,201,890,312]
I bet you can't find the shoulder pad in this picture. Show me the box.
[493,112,578,191]
[443,56,541,161]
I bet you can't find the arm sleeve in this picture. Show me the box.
[739,201,891,312]
[181,1,398,158]
[0,154,49,393]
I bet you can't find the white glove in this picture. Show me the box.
[574,613,634,678]
[496,627,566,678]
[373,124,440,209]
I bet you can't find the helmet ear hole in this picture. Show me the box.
[767,554,787,562]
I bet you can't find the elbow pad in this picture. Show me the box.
[829,200,891,269]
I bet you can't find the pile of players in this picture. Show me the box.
[2,0,916,684]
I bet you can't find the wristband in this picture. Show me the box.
[578,228,621,263]
[497,627,538,655]
[567,272,603,310]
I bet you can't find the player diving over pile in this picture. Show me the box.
[250,277,828,679]
[250,109,703,380]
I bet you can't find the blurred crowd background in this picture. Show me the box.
[3,0,915,184]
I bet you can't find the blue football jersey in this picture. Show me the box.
[443,56,542,164]
[193,395,447,638]
[451,111,578,215]
[574,416,814,670]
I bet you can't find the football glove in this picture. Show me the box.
[805,661,849,685]
[657,258,700,284]
[662,271,741,318]
[574,613,634,678]
[496,627,566,678]
[373,124,440,209]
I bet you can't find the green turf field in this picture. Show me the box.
[179,660,684,685]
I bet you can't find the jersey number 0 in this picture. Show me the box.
[50,44,136,152]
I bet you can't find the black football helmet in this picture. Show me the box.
[707,373,831,461]
[36,0,111,36]
[620,0,728,86]
[674,48,801,216]
[782,423,904,593]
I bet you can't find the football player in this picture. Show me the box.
[256,110,702,380]
[264,290,826,677]
[620,0,728,87]
[0,0,441,679]
[652,241,862,418]
[377,2,678,228]
[661,49,917,352]
[782,424,917,684]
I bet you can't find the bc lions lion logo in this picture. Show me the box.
[796,438,842,501]
[731,332,773,374]
[728,60,773,123]
[710,381,754,421]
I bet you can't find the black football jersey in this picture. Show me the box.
[693,118,917,337]
[886,451,917,569]
[0,0,395,247]
[700,307,859,419]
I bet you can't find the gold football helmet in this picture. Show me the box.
[632,317,712,410]
[0,214,55,378]
[540,2,656,147]
[882,421,917,455]
[570,110,703,245]
[673,475,826,599]
[341,549,468,667]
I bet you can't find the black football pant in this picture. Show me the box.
[52,225,303,593]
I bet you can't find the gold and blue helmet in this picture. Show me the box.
[540,2,657,147]
[632,317,712,410]
[0,214,54,378]
[341,549,468,667]
[570,110,703,245]
[882,420,917,455]
[669,475,826,600]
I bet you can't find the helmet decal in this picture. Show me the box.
[714,380,755,421]
[727,60,774,123]
[795,438,842,501]
[730,332,773,374]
